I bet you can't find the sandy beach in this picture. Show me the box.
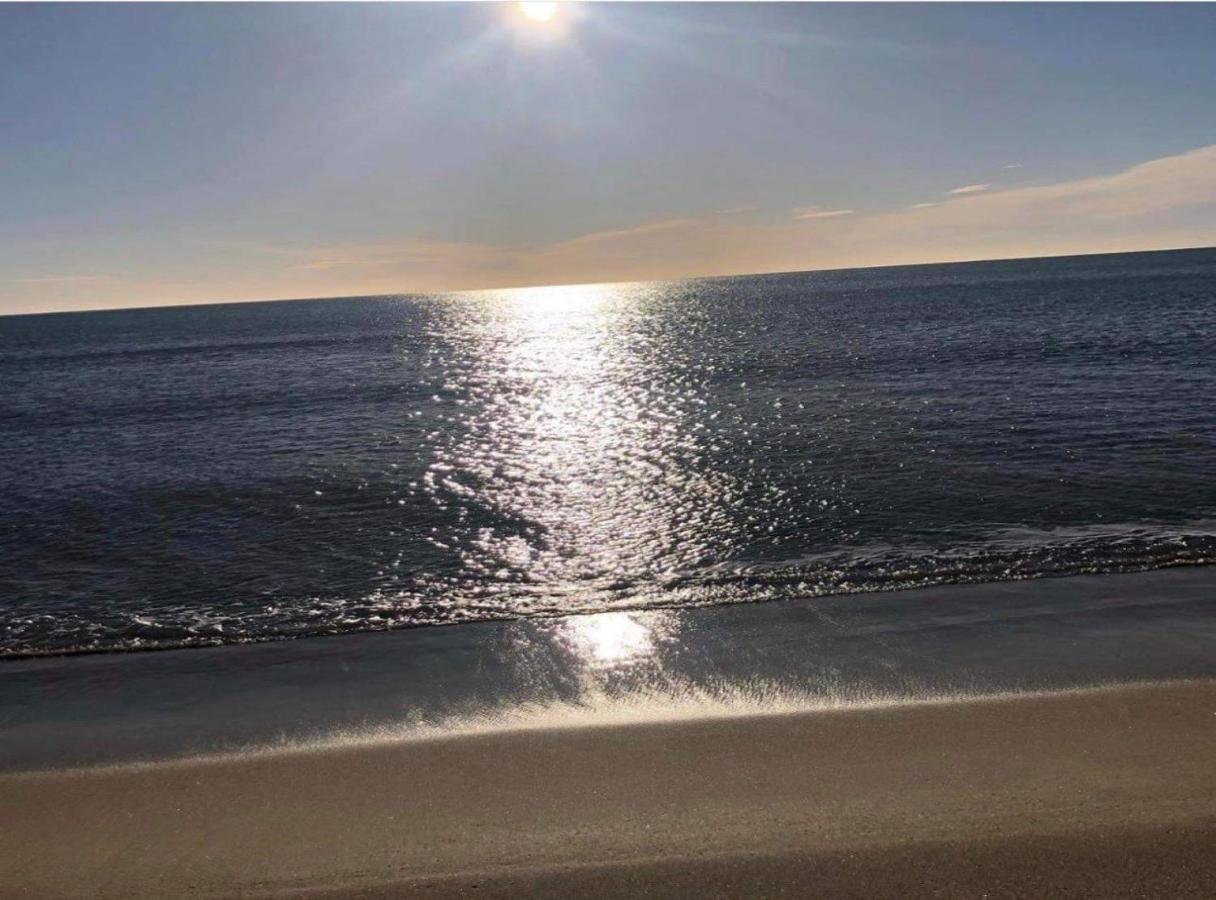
[4,679,1215,898]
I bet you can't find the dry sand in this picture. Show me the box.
[3,680,1216,898]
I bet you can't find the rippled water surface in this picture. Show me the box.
[2,248,1215,654]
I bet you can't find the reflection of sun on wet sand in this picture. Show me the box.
[4,680,1216,898]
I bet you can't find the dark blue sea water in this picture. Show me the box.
[2,248,1215,656]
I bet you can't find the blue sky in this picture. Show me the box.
[3,2,1216,313]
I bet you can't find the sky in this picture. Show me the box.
[3,2,1216,314]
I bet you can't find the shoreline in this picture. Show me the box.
[5,680,1216,897]
[4,565,1216,772]
[5,556,1215,663]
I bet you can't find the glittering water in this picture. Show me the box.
[2,248,1215,655]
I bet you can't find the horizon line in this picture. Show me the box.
[3,243,1214,320]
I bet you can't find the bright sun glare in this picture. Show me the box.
[519,2,559,24]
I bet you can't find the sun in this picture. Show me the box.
[519,2,559,24]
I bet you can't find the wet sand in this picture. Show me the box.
[4,680,1215,898]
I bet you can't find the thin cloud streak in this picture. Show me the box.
[794,206,855,220]
[948,183,992,195]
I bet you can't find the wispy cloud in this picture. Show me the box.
[9,145,1216,312]
[947,183,991,195]
[718,206,757,215]
[498,143,1216,283]
[793,206,855,220]
[1002,164,1024,170]
[552,218,700,249]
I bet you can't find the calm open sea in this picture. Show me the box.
[2,248,1215,656]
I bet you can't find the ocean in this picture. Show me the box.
[2,247,1215,658]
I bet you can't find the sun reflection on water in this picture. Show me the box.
[486,281,618,316]
[424,280,743,615]
[558,610,672,668]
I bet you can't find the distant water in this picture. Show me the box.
[2,248,1215,656]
